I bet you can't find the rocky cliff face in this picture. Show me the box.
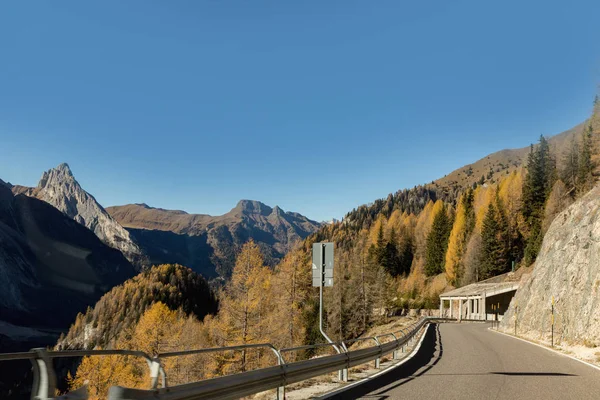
[500,184,600,344]
[13,164,146,268]
[0,185,136,330]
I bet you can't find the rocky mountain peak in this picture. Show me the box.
[23,164,146,268]
[39,163,75,188]
[271,205,283,216]
[235,199,273,216]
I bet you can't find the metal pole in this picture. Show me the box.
[319,282,338,351]
[319,262,339,352]
[317,244,343,383]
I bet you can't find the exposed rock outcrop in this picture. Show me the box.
[500,184,600,344]
[13,164,146,268]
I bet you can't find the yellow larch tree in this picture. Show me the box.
[474,184,495,232]
[386,209,402,238]
[367,215,387,247]
[70,302,189,399]
[445,196,467,284]
[271,248,310,351]
[210,239,274,374]
[133,302,181,356]
[413,200,436,259]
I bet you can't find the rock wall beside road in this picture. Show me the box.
[500,184,600,345]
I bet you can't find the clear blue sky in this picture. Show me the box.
[1,1,598,222]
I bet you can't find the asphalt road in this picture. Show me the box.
[325,322,600,400]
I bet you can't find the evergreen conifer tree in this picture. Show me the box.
[425,204,451,276]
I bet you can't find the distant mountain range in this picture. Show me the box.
[0,163,321,349]
[8,164,321,283]
[106,199,321,279]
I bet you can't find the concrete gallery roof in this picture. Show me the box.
[440,282,520,299]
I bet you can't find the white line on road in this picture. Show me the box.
[489,328,600,373]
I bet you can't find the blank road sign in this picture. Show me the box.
[312,243,334,287]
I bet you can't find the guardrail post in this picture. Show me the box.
[276,385,285,400]
[268,346,286,400]
[31,348,57,400]
[390,333,400,360]
[340,341,349,382]
[148,357,165,389]
[373,337,382,369]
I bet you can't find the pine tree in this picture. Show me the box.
[397,231,414,276]
[382,227,401,276]
[560,135,579,194]
[424,204,451,276]
[522,136,556,264]
[577,125,594,195]
[480,190,512,280]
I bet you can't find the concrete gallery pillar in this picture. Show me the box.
[458,299,463,322]
[482,292,487,321]
[440,299,444,318]
[466,298,471,319]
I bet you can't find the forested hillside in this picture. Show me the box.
[301,97,599,343]
[57,264,217,350]
[64,243,310,398]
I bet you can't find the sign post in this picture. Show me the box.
[312,243,338,351]
[313,243,347,381]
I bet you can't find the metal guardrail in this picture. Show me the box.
[1,317,453,400]
[0,348,164,400]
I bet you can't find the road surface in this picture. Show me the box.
[325,322,600,400]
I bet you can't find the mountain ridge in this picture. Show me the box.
[11,163,146,268]
[106,199,318,232]
[428,122,586,198]
[106,199,321,278]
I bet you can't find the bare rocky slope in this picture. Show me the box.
[0,179,135,330]
[500,184,600,345]
[107,200,321,278]
[12,164,146,267]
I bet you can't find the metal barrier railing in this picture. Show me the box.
[0,317,455,400]
[0,348,164,400]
